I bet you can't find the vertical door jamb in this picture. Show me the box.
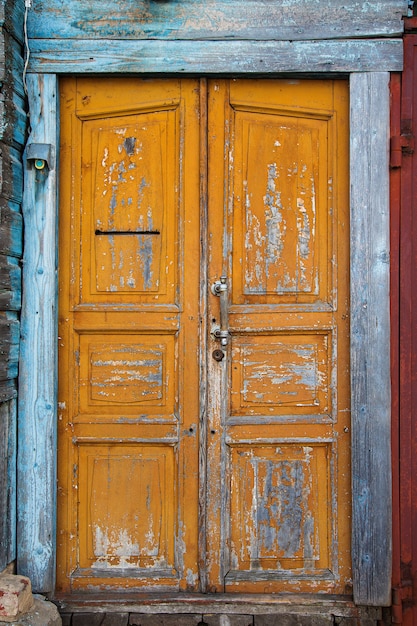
[17,73,59,593]
[350,72,392,606]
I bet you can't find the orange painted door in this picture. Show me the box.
[205,79,350,594]
[58,77,350,595]
[57,78,201,592]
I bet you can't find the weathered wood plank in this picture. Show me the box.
[6,397,16,563]
[0,399,17,567]
[0,201,23,259]
[0,0,24,43]
[0,31,27,147]
[0,399,10,569]
[0,86,27,148]
[27,0,407,41]
[56,594,381,621]
[0,32,5,80]
[0,143,24,204]
[350,73,392,606]
[3,31,25,100]
[0,398,17,567]
[27,38,404,74]
[0,379,16,402]
[0,313,19,381]
[17,74,58,593]
[0,256,21,311]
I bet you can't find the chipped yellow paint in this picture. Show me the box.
[206,79,350,593]
[57,78,200,592]
[58,77,350,596]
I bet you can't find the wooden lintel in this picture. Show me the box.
[27,39,403,75]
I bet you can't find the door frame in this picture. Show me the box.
[18,70,392,607]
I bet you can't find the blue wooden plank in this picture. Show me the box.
[27,38,404,74]
[27,0,407,41]
[10,91,27,147]
[0,0,24,43]
[17,74,58,593]
[4,31,25,100]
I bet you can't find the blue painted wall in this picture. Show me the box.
[0,0,26,571]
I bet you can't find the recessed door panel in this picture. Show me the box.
[77,444,176,572]
[227,443,332,575]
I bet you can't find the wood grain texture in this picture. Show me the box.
[0,0,24,43]
[0,256,21,311]
[0,143,24,204]
[0,399,17,569]
[17,73,58,592]
[27,0,407,41]
[0,313,19,380]
[6,397,17,564]
[0,399,10,568]
[350,73,392,606]
[3,31,25,99]
[55,594,382,620]
[0,201,23,259]
[27,38,404,74]
[397,34,417,626]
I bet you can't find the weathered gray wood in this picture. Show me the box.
[0,143,24,204]
[0,380,16,402]
[0,400,10,569]
[0,95,26,149]
[27,38,404,74]
[0,313,19,380]
[3,31,25,99]
[350,73,392,606]
[0,87,27,148]
[0,256,21,311]
[0,201,23,259]
[27,0,407,41]
[57,595,381,620]
[0,399,17,568]
[6,397,17,564]
[17,73,58,593]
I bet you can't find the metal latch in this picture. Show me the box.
[211,276,229,347]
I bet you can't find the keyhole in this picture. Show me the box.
[212,349,225,362]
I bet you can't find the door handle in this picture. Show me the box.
[211,276,229,347]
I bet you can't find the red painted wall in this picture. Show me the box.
[391,27,417,626]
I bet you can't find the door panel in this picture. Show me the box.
[206,79,350,593]
[57,78,201,592]
[58,77,350,596]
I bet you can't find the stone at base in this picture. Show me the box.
[0,574,33,621]
[0,596,62,625]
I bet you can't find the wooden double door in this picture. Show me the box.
[57,77,351,595]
